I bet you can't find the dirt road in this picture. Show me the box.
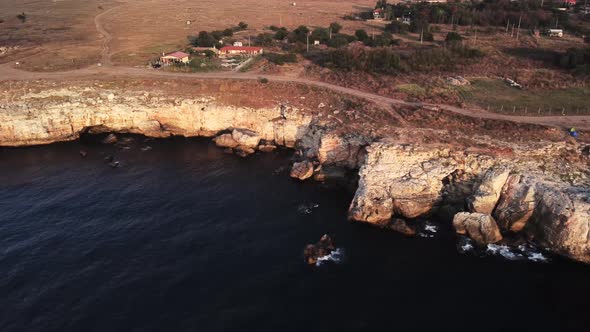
[2,62,589,130]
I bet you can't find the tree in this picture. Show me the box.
[256,33,274,46]
[222,28,233,37]
[288,25,309,43]
[17,12,26,23]
[327,34,351,48]
[329,22,342,34]
[311,28,330,43]
[238,22,248,30]
[355,29,369,42]
[385,21,408,34]
[192,31,217,47]
[445,31,463,43]
[274,28,289,40]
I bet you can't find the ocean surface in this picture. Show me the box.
[1,136,589,332]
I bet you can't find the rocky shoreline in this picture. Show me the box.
[1,80,589,263]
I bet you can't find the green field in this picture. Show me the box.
[458,79,590,116]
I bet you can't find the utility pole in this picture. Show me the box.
[420,27,423,44]
[516,14,522,39]
[306,32,309,53]
[506,19,510,34]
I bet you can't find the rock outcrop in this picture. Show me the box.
[526,185,590,263]
[349,142,493,223]
[453,212,503,244]
[493,174,536,232]
[467,166,511,214]
[0,88,312,148]
[290,161,314,180]
[303,234,336,265]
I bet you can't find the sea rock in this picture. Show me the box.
[388,218,416,236]
[526,185,590,263]
[231,129,260,149]
[102,133,118,144]
[349,143,492,222]
[258,144,276,153]
[452,212,503,245]
[290,161,314,180]
[303,234,336,265]
[493,174,536,232]
[213,133,239,148]
[467,166,511,214]
[235,146,256,157]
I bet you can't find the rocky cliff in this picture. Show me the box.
[1,79,589,263]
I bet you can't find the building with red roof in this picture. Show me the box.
[160,51,190,64]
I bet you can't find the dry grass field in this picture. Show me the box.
[0,0,376,70]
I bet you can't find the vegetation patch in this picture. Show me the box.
[458,79,590,116]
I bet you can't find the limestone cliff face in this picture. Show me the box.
[1,83,589,264]
[0,88,311,148]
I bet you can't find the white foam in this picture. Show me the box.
[527,252,548,263]
[297,203,319,215]
[424,224,438,233]
[486,244,523,260]
[461,242,474,252]
[315,248,345,266]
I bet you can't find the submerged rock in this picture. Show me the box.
[303,234,336,265]
[453,212,503,245]
[102,133,118,144]
[388,218,416,236]
[290,161,314,180]
[235,146,256,157]
[79,150,87,157]
[258,144,277,153]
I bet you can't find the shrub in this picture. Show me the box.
[445,32,463,43]
[311,28,330,43]
[264,53,298,65]
[238,22,248,30]
[288,25,310,43]
[422,31,434,42]
[327,34,352,48]
[385,21,408,34]
[17,12,26,23]
[355,29,369,42]
[329,22,343,34]
[259,77,269,84]
[274,28,289,40]
[256,33,274,46]
[269,25,280,31]
[222,28,233,37]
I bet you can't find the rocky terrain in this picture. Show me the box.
[1,78,589,263]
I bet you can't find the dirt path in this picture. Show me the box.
[95,1,127,66]
[1,62,589,130]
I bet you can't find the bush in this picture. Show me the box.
[256,33,274,46]
[329,22,343,34]
[445,32,463,43]
[355,29,369,42]
[422,31,434,42]
[264,53,298,65]
[327,34,352,48]
[17,12,26,23]
[238,22,248,30]
[222,28,233,37]
[385,21,408,34]
[269,25,280,31]
[274,28,289,40]
[450,45,485,58]
[311,28,330,43]
[288,25,310,43]
[259,77,269,84]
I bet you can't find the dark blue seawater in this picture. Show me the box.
[1,137,589,332]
